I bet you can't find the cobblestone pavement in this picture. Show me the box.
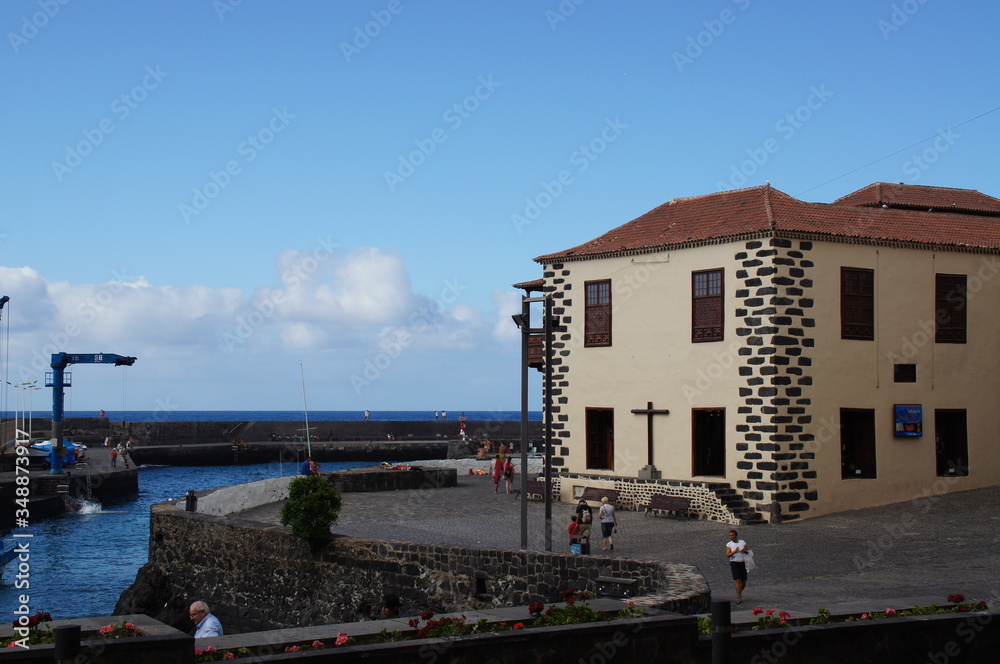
[235,470,1000,621]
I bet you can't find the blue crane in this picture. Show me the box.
[48,352,136,474]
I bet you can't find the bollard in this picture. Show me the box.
[185,490,198,512]
[711,599,731,664]
[54,624,81,663]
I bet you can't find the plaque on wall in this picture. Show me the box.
[894,404,922,437]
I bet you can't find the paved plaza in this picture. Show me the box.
[236,463,1000,622]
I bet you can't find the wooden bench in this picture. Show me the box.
[515,479,547,500]
[642,494,693,518]
[579,487,619,504]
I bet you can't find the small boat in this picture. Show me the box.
[1,538,17,567]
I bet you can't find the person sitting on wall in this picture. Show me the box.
[300,457,313,475]
[381,593,400,619]
[190,600,223,638]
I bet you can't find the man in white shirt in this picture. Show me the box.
[725,530,749,604]
[190,600,223,638]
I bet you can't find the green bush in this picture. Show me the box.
[279,475,342,548]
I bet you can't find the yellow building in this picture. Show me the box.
[521,182,1000,522]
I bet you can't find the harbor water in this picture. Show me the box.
[1,460,378,621]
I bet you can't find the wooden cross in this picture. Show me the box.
[631,401,670,467]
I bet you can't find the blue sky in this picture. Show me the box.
[1,0,997,414]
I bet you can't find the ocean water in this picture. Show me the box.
[1,461,378,621]
[57,410,542,423]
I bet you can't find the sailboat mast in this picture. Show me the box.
[299,362,311,457]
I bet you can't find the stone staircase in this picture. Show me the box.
[706,483,766,525]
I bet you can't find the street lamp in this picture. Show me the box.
[512,293,556,552]
[25,383,41,442]
[5,381,21,441]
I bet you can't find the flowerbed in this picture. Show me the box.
[696,594,990,635]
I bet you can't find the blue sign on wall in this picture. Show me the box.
[894,404,922,437]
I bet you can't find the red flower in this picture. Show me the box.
[284,645,300,652]
[421,610,435,620]
[751,608,763,616]
[408,618,419,628]
[194,649,203,656]
[512,622,525,629]
[766,609,775,616]
[312,640,325,648]
[778,611,791,620]
[528,601,545,616]
[223,654,235,661]
[205,646,217,653]
[947,594,965,604]
[335,633,349,646]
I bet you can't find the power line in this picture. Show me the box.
[798,103,1000,197]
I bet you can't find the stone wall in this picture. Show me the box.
[117,505,709,634]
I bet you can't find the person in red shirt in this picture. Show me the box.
[568,515,580,543]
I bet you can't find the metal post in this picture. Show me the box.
[53,624,81,663]
[543,295,553,552]
[711,599,731,664]
[518,297,530,550]
[50,363,66,474]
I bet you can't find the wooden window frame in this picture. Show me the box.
[935,273,967,343]
[841,267,874,340]
[584,279,612,347]
[692,268,723,343]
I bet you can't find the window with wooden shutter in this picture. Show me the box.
[841,267,874,340]
[584,279,611,347]
[935,273,967,343]
[692,269,723,342]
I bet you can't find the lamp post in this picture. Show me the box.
[512,293,555,552]
[5,381,21,441]
[25,383,40,442]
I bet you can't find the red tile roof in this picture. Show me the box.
[833,182,1000,214]
[534,183,1000,263]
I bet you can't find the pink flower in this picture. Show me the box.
[194,648,203,656]
[885,608,896,615]
[860,614,868,620]
[99,626,114,634]
[335,634,349,646]
[224,654,235,661]
[205,647,217,653]
[125,623,136,631]
[312,640,325,648]
[7,642,18,648]
[284,645,300,652]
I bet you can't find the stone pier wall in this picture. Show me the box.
[117,506,709,634]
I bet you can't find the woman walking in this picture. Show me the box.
[726,529,749,604]
[598,496,617,551]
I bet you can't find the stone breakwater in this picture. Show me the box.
[116,467,710,634]
[2,418,542,447]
